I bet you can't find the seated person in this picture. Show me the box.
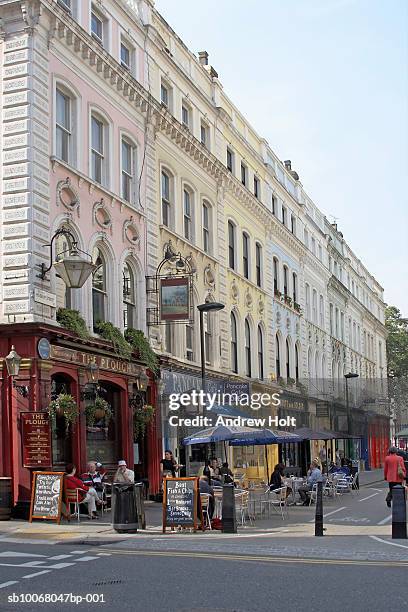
[81,461,105,494]
[113,460,134,483]
[210,458,222,482]
[64,463,101,519]
[270,463,292,497]
[298,461,322,506]
[199,475,214,519]
[219,462,234,484]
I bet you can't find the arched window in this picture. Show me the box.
[92,246,107,330]
[228,221,236,270]
[122,262,136,329]
[275,335,281,378]
[295,344,300,380]
[257,325,264,379]
[242,232,250,279]
[245,319,251,377]
[283,265,289,297]
[273,257,279,295]
[230,312,238,373]
[292,272,297,303]
[286,338,291,378]
[255,243,262,287]
[55,230,73,310]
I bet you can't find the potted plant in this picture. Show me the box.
[133,404,155,438]
[294,302,302,313]
[124,328,159,373]
[48,393,79,429]
[284,295,292,307]
[85,396,112,426]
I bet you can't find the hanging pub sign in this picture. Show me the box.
[160,277,190,321]
[21,412,52,468]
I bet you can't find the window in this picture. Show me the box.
[335,307,339,337]
[330,304,334,335]
[228,221,235,269]
[182,103,190,129]
[202,201,210,253]
[318,244,322,261]
[292,272,297,303]
[311,236,316,255]
[121,138,134,203]
[55,231,73,310]
[291,215,296,235]
[312,289,317,323]
[164,322,172,354]
[254,176,260,199]
[272,195,276,215]
[241,163,247,186]
[226,148,234,173]
[56,89,71,163]
[120,41,130,70]
[275,335,281,378]
[283,266,289,297]
[255,243,262,287]
[242,233,249,279]
[230,312,238,373]
[186,324,194,361]
[161,83,169,107]
[92,246,107,331]
[286,339,291,378]
[304,228,309,248]
[319,295,324,327]
[258,325,264,379]
[183,189,192,241]
[161,171,171,227]
[57,0,71,11]
[273,257,279,294]
[200,122,209,149]
[341,312,345,341]
[91,8,103,44]
[281,205,286,226]
[305,284,310,319]
[122,262,136,329]
[91,115,104,185]
[295,344,299,380]
[245,319,251,377]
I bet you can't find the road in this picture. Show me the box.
[0,483,407,611]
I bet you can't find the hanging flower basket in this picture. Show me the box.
[85,396,112,427]
[133,404,155,439]
[48,393,79,428]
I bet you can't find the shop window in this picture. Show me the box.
[50,375,73,467]
[86,383,120,464]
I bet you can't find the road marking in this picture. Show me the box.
[48,554,72,560]
[100,548,408,567]
[70,550,89,554]
[0,551,47,558]
[359,493,379,502]
[75,556,99,562]
[23,570,51,579]
[0,581,19,589]
[46,562,75,569]
[377,515,392,525]
[97,553,112,556]
[370,535,408,549]
[309,506,347,522]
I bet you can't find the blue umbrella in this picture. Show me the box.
[228,428,302,446]
[182,424,260,446]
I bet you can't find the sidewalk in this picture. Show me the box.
[359,468,384,487]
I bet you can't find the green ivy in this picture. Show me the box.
[56,308,89,339]
[124,328,159,373]
[133,404,155,438]
[48,393,79,429]
[94,320,132,359]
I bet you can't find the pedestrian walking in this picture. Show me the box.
[384,446,406,507]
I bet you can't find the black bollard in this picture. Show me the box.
[222,484,237,533]
[315,480,324,536]
[392,485,407,539]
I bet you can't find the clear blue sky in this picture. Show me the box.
[155,0,408,316]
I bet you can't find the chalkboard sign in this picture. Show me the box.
[162,477,202,532]
[29,472,64,524]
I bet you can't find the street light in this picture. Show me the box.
[5,346,21,377]
[39,227,96,288]
[138,370,149,392]
[197,303,225,395]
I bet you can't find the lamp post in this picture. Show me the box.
[345,372,359,458]
[197,303,225,396]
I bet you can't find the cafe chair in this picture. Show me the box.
[200,493,212,530]
[65,488,82,523]
[260,486,288,519]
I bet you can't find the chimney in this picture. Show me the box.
[198,51,209,66]
[284,160,292,170]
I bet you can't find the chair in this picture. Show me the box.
[65,488,82,522]
[260,486,288,519]
[235,491,254,526]
[200,493,212,530]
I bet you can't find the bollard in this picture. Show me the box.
[392,485,407,539]
[314,480,324,537]
[135,483,146,530]
[222,484,237,533]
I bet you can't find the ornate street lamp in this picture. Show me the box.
[138,370,149,392]
[5,346,21,377]
[39,227,96,288]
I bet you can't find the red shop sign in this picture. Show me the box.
[21,412,52,468]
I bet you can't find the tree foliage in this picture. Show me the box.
[385,306,408,378]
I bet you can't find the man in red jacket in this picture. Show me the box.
[384,447,406,507]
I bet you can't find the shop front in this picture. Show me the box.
[0,323,161,516]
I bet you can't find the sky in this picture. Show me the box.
[155,0,408,316]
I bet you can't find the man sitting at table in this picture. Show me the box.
[199,475,215,519]
[81,461,105,497]
[298,460,322,506]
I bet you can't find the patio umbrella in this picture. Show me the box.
[182,424,263,446]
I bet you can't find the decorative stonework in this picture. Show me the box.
[123,217,140,248]
[245,288,253,310]
[230,279,239,303]
[204,264,215,288]
[93,199,112,232]
[57,177,80,215]
[258,297,265,317]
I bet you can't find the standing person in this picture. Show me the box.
[384,446,406,507]
[160,450,179,477]
[64,463,101,519]
[113,460,134,483]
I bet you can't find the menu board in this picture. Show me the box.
[29,472,64,524]
[21,412,52,468]
[163,477,202,532]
